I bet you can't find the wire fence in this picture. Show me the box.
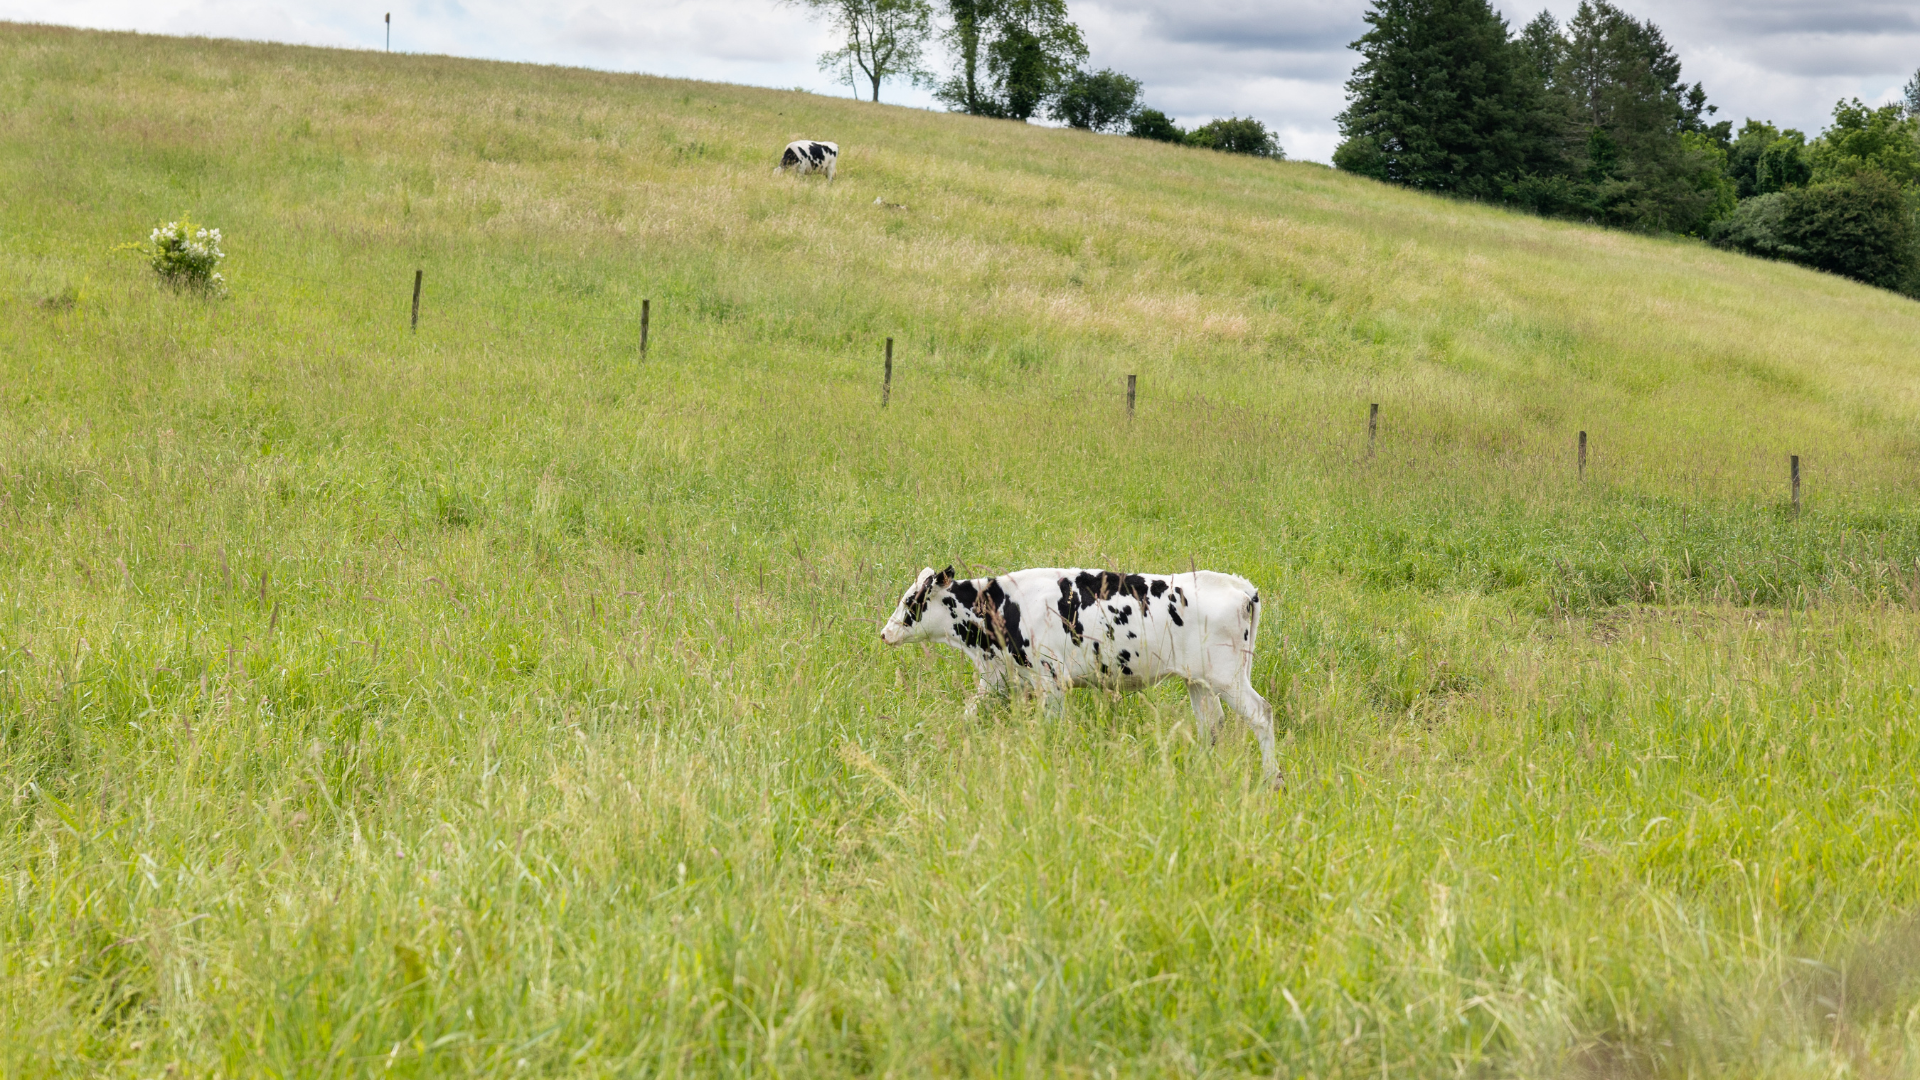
[241,264,647,336]
[6,259,1905,507]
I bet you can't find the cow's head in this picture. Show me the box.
[881,566,956,645]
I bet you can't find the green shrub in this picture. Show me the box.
[1186,116,1283,158]
[1050,68,1142,133]
[1712,171,1918,294]
[1127,107,1184,143]
[139,216,226,293]
[1708,191,1804,261]
[1782,170,1916,291]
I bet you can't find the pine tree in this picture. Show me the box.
[1550,0,1720,231]
[1334,0,1539,197]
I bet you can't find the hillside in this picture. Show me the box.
[3,22,1920,1078]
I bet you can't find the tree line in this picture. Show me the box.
[787,0,1283,157]
[1335,0,1920,296]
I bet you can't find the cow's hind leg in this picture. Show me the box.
[1187,681,1224,745]
[1218,680,1279,787]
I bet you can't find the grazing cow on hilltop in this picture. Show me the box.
[775,140,838,180]
[882,567,1277,782]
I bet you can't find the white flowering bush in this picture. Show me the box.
[140,217,227,293]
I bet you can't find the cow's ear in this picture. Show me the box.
[936,565,955,587]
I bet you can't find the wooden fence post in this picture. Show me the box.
[1578,430,1587,480]
[1791,455,1801,516]
[1368,403,1379,457]
[640,299,650,357]
[410,269,422,332]
[883,337,893,407]
[1126,374,1136,419]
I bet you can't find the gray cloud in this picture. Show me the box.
[1102,0,1365,51]
[3,0,1916,162]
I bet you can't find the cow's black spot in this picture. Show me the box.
[1076,570,1150,608]
[982,579,1031,668]
[1056,577,1085,645]
[956,578,1029,668]
[903,579,934,625]
[781,147,799,167]
[1117,649,1133,675]
[1168,606,1183,626]
[1149,580,1169,597]
[950,580,979,609]
[954,614,992,657]
[1108,604,1131,625]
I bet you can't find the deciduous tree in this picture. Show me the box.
[1187,117,1283,158]
[1128,108,1184,143]
[1051,68,1142,132]
[792,0,934,103]
[934,0,1085,120]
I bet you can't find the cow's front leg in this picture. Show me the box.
[964,669,1007,719]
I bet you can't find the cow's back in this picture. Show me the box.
[994,568,1255,689]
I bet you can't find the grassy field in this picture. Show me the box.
[4,20,1920,1078]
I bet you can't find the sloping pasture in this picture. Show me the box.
[3,22,1920,1077]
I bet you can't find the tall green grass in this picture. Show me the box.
[3,21,1920,1077]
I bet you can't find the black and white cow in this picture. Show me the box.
[882,567,1277,781]
[775,140,838,180]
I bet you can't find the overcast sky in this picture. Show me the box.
[7,1,1915,162]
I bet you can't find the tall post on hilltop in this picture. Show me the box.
[385,13,391,51]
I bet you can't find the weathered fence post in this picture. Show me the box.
[640,299,650,357]
[410,269,423,332]
[883,337,893,407]
[1791,455,1801,516]
[1126,374,1137,420]
[1578,430,1587,480]
[1368,403,1379,457]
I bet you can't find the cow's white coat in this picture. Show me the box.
[775,140,838,180]
[881,567,1277,781]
